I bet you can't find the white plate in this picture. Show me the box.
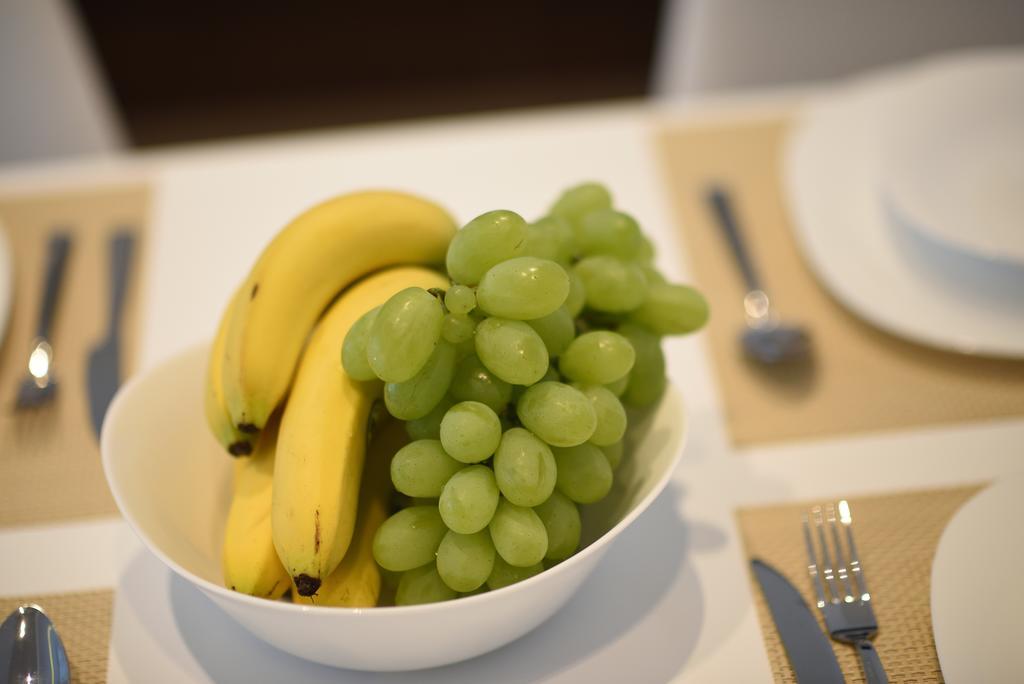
[784,58,1024,358]
[879,52,1024,266]
[931,473,1024,683]
[101,343,688,671]
[0,221,11,344]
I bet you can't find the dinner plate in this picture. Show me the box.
[931,473,1024,683]
[878,51,1024,266]
[0,221,11,345]
[784,58,1024,358]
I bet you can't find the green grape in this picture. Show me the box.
[373,506,448,572]
[540,366,561,383]
[384,341,456,420]
[578,208,642,259]
[516,381,596,447]
[489,498,548,567]
[460,585,489,598]
[440,401,502,463]
[618,322,667,407]
[486,555,543,590]
[573,256,647,313]
[395,563,457,605]
[563,268,587,318]
[525,307,575,358]
[436,529,496,592]
[559,331,635,385]
[575,384,627,446]
[534,490,581,561]
[640,264,665,286]
[405,396,454,440]
[573,385,618,448]
[636,234,656,263]
[629,283,709,335]
[442,313,476,344]
[444,284,477,315]
[380,567,402,590]
[439,465,500,534]
[367,288,444,382]
[600,440,624,470]
[529,215,576,263]
[450,354,512,413]
[474,318,549,386]
[513,367,560,406]
[341,306,381,381]
[516,222,560,262]
[550,182,613,228]
[446,210,527,285]
[453,337,477,360]
[553,444,613,504]
[493,428,557,507]
[390,439,464,498]
[476,257,569,320]
[605,373,629,397]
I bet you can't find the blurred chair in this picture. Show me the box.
[653,0,1024,95]
[0,0,124,164]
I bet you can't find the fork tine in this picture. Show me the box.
[838,500,871,602]
[802,513,829,609]
[826,503,856,603]
[812,506,840,604]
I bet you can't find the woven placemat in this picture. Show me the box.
[737,484,984,683]
[0,185,148,527]
[656,119,1024,445]
[0,589,113,684]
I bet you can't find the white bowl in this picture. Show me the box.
[101,343,687,671]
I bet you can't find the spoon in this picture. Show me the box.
[0,604,70,684]
[706,186,810,364]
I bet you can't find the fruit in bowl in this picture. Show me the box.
[102,183,705,670]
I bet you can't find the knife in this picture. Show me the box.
[751,558,845,683]
[88,231,135,440]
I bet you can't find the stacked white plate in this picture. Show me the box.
[784,49,1024,358]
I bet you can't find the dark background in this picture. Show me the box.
[76,2,664,147]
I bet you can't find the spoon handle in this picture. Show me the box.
[706,186,762,293]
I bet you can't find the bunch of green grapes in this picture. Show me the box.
[341,182,708,605]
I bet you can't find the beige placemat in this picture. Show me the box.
[657,119,1024,445]
[737,485,984,683]
[0,589,113,684]
[0,185,148,527]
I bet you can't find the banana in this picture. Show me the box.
[273,265,449,597]
[222,415,290,599]
[220,190,457,441]
[205,287,255,456]
[293,411,407,607]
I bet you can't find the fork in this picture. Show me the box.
[803,500,889,684]
[16,232,72,409]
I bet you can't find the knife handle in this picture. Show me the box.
[856,639,889,684]
[35,233,72,340]
[107,232,135,336]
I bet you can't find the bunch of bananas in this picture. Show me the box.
[208,190,457,605]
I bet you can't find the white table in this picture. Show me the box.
[2,92,1021,683]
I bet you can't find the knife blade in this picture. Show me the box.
[751,558,845,683]
[88,231,135,439]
